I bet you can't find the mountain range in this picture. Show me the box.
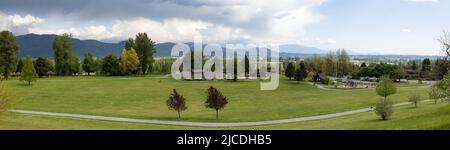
[16,33,337,58]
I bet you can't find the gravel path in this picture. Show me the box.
[10,100,429,127]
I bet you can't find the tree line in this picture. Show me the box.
[283,50,449,83]
[0,30,165,85]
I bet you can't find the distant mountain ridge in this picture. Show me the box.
[16,33,332,58]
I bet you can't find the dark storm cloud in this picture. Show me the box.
[0,0,226,22]
[0,0,270,33]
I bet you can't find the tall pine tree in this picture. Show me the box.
[133,33,156,75]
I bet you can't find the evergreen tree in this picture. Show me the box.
[133,33,156,75]
[285,62,295,80]
[360,62,367,68]
[125,38,135,50]
[411,61,417,70]
[421,58,431,71]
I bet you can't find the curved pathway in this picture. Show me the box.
[9,100,430,127]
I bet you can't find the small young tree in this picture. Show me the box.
[408,93,422,107]
[429,85,443,104]
[285,62,295,80]
[20,57,38,85]
[375,99,394,120]
[0,79,14,114]
[82,52,96,75]
[166,89,187,119]
[205,86,228,120]
[434,74,450,102]
[376,75,397,100]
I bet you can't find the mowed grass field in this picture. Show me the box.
[3,75,430,123]
[1,102,449,130]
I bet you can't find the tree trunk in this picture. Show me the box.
[4,70,8,80]
[28,81,31,85]
[216,109,219,120]
[178,111,181,119]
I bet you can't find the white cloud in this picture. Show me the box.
[30,18,250,43]
[0,12,44,34]
[401,28,412,33]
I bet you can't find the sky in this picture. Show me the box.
[0,0,448,55]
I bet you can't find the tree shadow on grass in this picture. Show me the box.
[13,82,35,87]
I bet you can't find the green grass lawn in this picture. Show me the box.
[5,75,430,122]
[1,102,449,130]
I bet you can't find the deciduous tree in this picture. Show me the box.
[166,89,187,119]
[20,57,38,85]
[285,62,295,80]
[34,57,52,77]
[294,61,307,82]
[0,31,20,79]
[205,86,228,120]
[82,52,96,75]
[53,33,79,76]
[408,93,422,107]
[376,75,397,100]
[121,48,140,75]
[102,54,122,76]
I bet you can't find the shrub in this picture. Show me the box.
[321,77,330,85]
[0,80,14,114]
[429,85,443,103]
[375,99,394,120]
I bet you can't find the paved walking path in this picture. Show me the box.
[10,100,430,127]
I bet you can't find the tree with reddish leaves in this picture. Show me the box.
[166,89,187,119]
[205,86,228,120]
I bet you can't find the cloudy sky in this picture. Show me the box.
[0,0,449,55]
